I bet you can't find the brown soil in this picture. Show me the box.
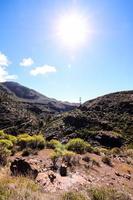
[10,149,133,198]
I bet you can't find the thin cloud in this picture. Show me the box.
[30,65,57,76]
[0,66,17,82]
[20,57,34,67]
[0,52,10,66]
[0,52,17,82]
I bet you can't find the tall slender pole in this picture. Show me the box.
[79,97,82,106]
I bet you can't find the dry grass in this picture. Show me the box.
[0,170,62,200]
[0,175,44,200]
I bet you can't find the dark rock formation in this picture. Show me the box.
[10,158,38,178]
[59,164,67,176]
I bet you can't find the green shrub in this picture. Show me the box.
[0,145,11,166]
[17,134,33,149]
[88,187,131,200]
[0,130,5,137]
[0,176,44,200]
[62,150,79,166]
[17,134,45,150]
[0,131,17,144]
[32,135,45,149]
[92,147,101,155]
[88,187,107,200]
[47,139,61,149]
[66,138,92,154]
[91,158,100,167]
[0,139,13,149]
[99,148,109,155]
[4,134,17,144]
[62,192,86,200]
[51,144,67,160]
[110,147,121,155]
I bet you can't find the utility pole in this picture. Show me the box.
[79,97,82,106]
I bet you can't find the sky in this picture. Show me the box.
[0,0,133,103]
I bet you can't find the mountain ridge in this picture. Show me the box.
[0,81,78,133]
[45,90,133,146]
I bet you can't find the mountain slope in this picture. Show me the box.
[45,91,133,147]
[0,82,78,134]
[1,82,78,112]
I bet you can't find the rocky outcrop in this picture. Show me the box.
[10,158,38,178]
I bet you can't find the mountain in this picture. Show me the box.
[45,91,133,147]
[0,81,78,134]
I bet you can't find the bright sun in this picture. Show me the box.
[57,13,88,49]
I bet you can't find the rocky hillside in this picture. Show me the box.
[0,82,78,134]
[45,91,133,147]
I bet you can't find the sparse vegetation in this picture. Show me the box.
[88,187,132,200]
[0,145,11,166]
[0,139,13,149]
[126,149,133,158]
[47,139,61,149]
[110,147,121,155]
[62,191,86,200]
[66,138,92,154]
[17,134,45,150]
[92,147,101,155]
[0,175,44,200]
[102,156,112,166]
[91,158,100,167]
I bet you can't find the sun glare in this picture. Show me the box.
[57,13,88,49]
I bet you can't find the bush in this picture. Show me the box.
[92,147,101,155]
[88,187,132,200]
[66,138,92,154]
[91,158,100,167]
[17,134,33,149]
[33,135,45,149]
[4,134,17,144]
[0,175,44,200]
[62,192,86,200]
[0,130,5,137]
[0,131,17,145]
[51,145,68,161]
[0,145,11,166]
[62,150,79,167]
[102,156,112,166]
[17,134,45,150]
[110,147,121,155]
[0,139,13,149]
[47,139,61,149]
[126,149,133,158]
[99,148,109,155]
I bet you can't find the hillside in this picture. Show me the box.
[0,90,133,199]
[0,82,78,134]
[45,91,133,147]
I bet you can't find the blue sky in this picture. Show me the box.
[0,0,133,102]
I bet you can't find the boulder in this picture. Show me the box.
[94,131,124,148]
[10,158,38,179]
[48,171,56,183]
[59,164,67,176]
